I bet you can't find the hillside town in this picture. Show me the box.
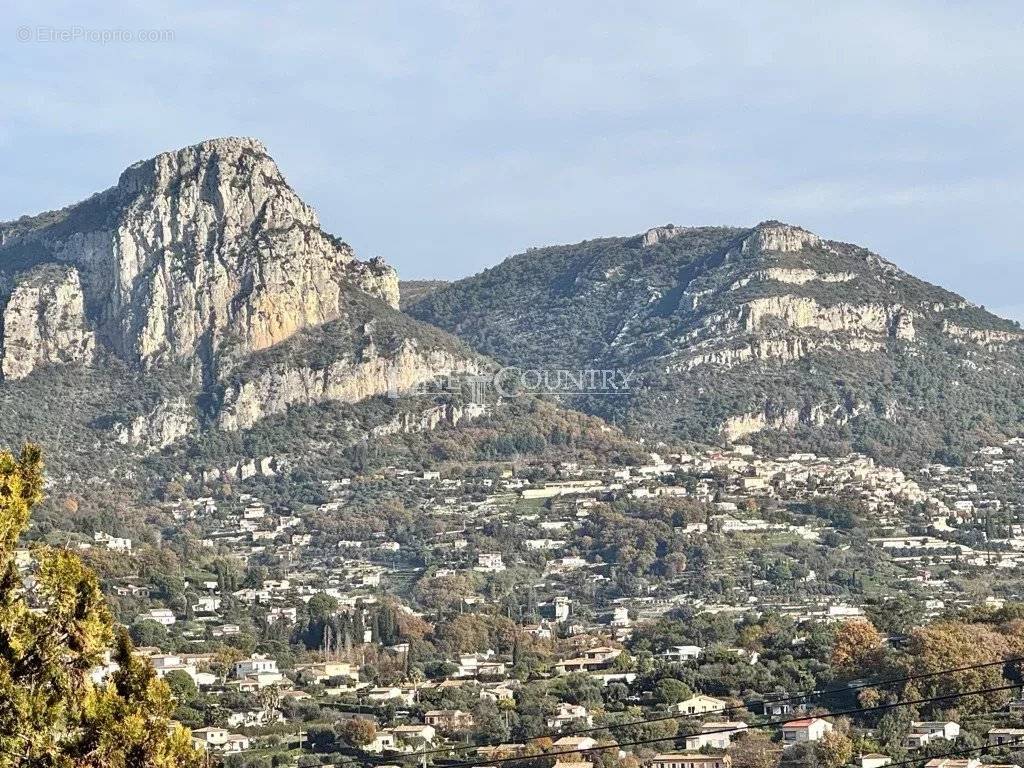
[27,434,1024,768]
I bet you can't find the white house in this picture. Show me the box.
[684,722,747,750]
[365,729,398,753]
[138,608,176,627]
[675,695,727,716]
[651,755,731,768]
[987,727,1024,746]
[905,722,960,749]
[661,645,702,662]
[390,724,436,749]
[191,727,250,753]
[610,607,632,627]
[781,718,833,745]
[546,703,593,730]
[150,653,198,681]
[233,654,283,687]
[94,531,132,553]
[475,553,506,572]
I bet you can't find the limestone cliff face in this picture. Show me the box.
[742,222,823,254]
[739,296,916,339]
[720,401,864,441]
[731,268,855,289]
[217,340,481,431]
[0,266,95,380]
[675,335,884,371]
[369,401,488,437]
[1,137,399,373]
[0,137,486,450]
[642,225,689,247]
[112,397,198,453]
[942,321,1024,348]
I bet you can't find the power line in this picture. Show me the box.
[551,654,1024,740]
[335,654,1024,766]
[340,670,1022,768]
[881,734,1024,768]
[445,682,1022,768]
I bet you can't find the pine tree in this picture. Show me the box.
[0,445,203,768]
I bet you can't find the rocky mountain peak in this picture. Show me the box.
[641,224,690,247]
[1,139,483,453]
[114,136,324,237]
[742,221,823,254]
[0,137,401,379]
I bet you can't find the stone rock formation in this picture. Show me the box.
[1,266,95,380]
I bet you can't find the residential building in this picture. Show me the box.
[781,718,833,745]
[651,755,732,768]
[674,695,727,715]
[988,727,1024,746]
[138,608,176,626]
[424,709,475,732]
[233,654,283,687]
[546,703,593,730]
[684,721,747,750]
[905,722,960,749]
[661,645,702,662]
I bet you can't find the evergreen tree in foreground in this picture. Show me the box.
[0,445,203,767]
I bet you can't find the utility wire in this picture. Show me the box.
[334,654,1024,766]
[553,654,1024,739]
[881,733,1024,768]
[342,677,1022,768]
[444,682,1022,768]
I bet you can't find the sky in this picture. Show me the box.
[3,1,1024,318]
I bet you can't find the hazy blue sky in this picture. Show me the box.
[4,1,1024,318]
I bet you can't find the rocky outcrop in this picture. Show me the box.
[675,335,884,371]
[942,321,1024,347]
[691,296,916,344]
[217,340,481,431]
[742,222,822,254]
[642,225,689,247]
[0,266,95,380]
[112,397,197,452]
[369,401,489,437]
[739,296,912,336]
[1,137,399,373]
[720,401,863,441]
[731,268,856,289]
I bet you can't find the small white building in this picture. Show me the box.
[138,608,176,627]
[781,717,833,745]
[661,645,701,662]
[546,703,593,730]
[905,722,960,749]
[675,695,727,715]
[684,722,747,750]
[94,531,132,553]
[191,727,250,753]
[233,654,283,687]
[475,553,506,572]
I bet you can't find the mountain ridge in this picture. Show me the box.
[408,220,1024,466]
